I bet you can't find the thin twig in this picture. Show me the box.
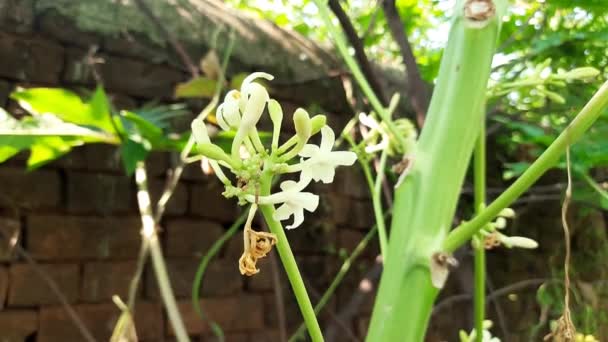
[328,0,388,105]
[0,226,96,342]
[382,0,430,127]
[133,0,199,77]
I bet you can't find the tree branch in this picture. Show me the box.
[133,0,199,78]
[382,0,430,127]
[328,0,389,106]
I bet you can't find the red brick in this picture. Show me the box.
[38,10,101,48]
[0,217,20,261]
[149,179,188,216]
[337,228,379,259]
[38,302,162,342]
[0,266,7,309]
[0,80,11,107]
[357,315,371,339]
[7,263,79,306]
[66,172,135,214]
[147,258,242,299]
[190,181,239,223]
[332,167,370,200]
[165,219,224,257]
[64,49,185,99]
[57,144,122,172]
[0,168,61,209]
[248,330,281,342]
[81,261,139,302]
[177,295,264,335]
[200,332,249,342]
[247,254,276,292]
[27,215,141,260]
[0,310,38,341]
[0,32,63,84]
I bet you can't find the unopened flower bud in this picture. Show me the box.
[499,207,516,218]
[494,217,507,229]
[197,142,239,169]
[191,119,211,143]
[310,114,327,135]
[563,67,600,81]
[293,108,312,143]
[501,235,538,249]
[268,99,283,150]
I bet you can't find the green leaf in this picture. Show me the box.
[174,77,218,98]
[121,111,163,141]
[0,108,115,166]
[120,138,150,176]
[11,87,116,134]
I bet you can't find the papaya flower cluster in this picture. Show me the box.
[191,72,357,274]
[477,208,538,250]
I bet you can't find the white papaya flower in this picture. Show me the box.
[298,125,357,183]
[246,177,319,229]
[499,234,538,249]
[216,90,241,131]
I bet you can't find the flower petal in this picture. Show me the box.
[299,144,319,158]
[215,104,231,131]
[331,151,358,166]
[287,209,304,229]
[320,125,336,152]
[298,192,319,212]
[279,180,298,191]
[318,165,336,184]
[273,203,293,221]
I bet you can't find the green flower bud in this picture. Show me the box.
[268,99,283,151]
[310,114,327,135]
[563,67,600,81]
[198,142,240,169]
[499,207,515,218]
[541,89,566,104]
[293,108,312,143]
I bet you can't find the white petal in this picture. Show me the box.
[222,99,241,128]
[299,144,320,158]
[287,209,304,229]
[358,113,379,129]
[273,203,293,221]
[503,236,538,249]
[242,72,274,88]
[280,180,298,191]
[318,165,336,184]
[320,125,335,152]
[215,104,231,131]
[331,151,357,166]
[298,192,319,212]
[239,83,268,129]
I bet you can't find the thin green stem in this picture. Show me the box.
[581,172,608,201]
[373,149,389,257]
[258,172,323,342]
[444,80,608,253]
[134,162,189,342]
[191,208,249,341]
[312,0,408,151]
[289,222,379,342]
[472,123,486,342]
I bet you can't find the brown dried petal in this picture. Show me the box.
[249,230,277,259]
[239,253,260,276]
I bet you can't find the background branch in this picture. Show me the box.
[382,0,430,127]
[328,0,389,106]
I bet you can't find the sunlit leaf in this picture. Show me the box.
[174,77,218,98]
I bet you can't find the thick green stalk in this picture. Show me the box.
[443,79,608,253]
[473,123,486,342]
[366,1,507,340]
[258,173,323,342]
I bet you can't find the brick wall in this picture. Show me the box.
[0,3,377,341]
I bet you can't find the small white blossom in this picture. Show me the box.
[499,235,538,249]
[298,126,357,183]
[248,177,319,229]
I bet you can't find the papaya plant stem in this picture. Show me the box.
[258,172,323,342]
[312,0,408,151]
[373,149,389,257]
[444,79,608,253]
[472,122,486,342]
[134,162,190,342]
